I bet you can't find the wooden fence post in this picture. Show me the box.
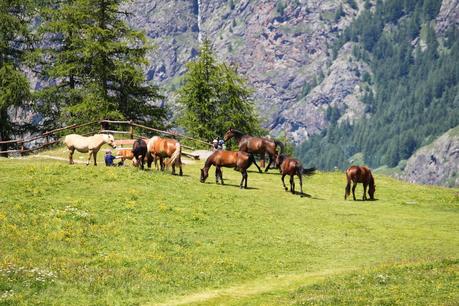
[129,121,134,139]
[19,141,25,156]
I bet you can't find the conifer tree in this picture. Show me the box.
[0,0,33,153]
[37,0,165,126]
[178,40,260,141]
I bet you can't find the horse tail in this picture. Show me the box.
[167,141,181,167]
[345,171,351,200]
[274,140,285,154]
[302,167,316,176]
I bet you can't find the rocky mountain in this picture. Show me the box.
[401,126,459,187]
[125,0,369,142]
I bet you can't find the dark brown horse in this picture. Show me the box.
[223,128,284,173]
[276,154,315,197]
[132,138,147,170]
[146,136,183,176]
[200,150,256,189]
[345,165,376,201]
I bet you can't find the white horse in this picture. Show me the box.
[63,134,116,165]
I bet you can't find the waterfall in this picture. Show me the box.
[197,0,202,42]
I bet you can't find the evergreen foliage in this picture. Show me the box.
[36,0,166,127]
[0,0,33,148]
[178,40,260,141]
[297,0,459,170]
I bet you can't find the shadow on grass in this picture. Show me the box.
[200,182,259,190]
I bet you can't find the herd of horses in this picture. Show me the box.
[63,129,376,200]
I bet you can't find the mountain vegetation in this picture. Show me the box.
[297,0,459,170]
[35,0,166,128]
[178,39,260,141]
[0,0,33,151]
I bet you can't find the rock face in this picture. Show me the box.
[125,0,368,142]
[401,126,459,187]
[435,0,459,34]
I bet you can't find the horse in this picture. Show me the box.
[132,138,147,170]
[116,148,134,166]
[200,150,256,189]
[345,165,376,201]
[276,154,315,197]
[146,136,183,176]
[63,133,116,166]
[223,128,284,173]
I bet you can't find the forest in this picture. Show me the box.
[297,0,459,169]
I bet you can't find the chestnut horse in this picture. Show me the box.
[276,154,315,197]
[147,136,183,176]
[200,150,256,189]
[345,165,376,201]
[223,128,284,173]
[63,133,116,166]
[132,138,147,170]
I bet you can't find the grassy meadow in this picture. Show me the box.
[0,147,458,305]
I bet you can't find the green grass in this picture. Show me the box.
[0,149,458,305]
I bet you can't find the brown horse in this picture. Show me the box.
[276,154,315,197]
[223,128,284,173]
[146,136,183,176]
[200,150,256,189]
[345,165,376,201]
[132,138,147,170]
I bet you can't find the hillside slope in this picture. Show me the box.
[125,0,367,141]
[0,153,458,304]
[401,126,459,187]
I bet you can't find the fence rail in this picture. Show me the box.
[0,120,212,156]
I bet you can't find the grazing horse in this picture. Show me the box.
[276,154,315,197]
[147,136,183,176]
[200,150,255,189]
[116,148,135,164]
[132,138,147,170]
[63,133,116,166]
[223,128,284,173]
[345,165,376,201]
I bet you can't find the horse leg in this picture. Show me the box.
[243,169,248,189]
[93,151,97,166]
[171,162,176,175]
[298,173,304,197]
[178,158,183,176]
[290,175,295,194]
[147,153,152,169]
[86,151,92,166]
[363,183,368,201]
[219,167,224,185]
[160,157,164,171]
[68,148,75,164]
[352,182,357,201]
[281,174,288,191]
[215,166,220,184]
[265,154,274,173]
[251,156,262,173]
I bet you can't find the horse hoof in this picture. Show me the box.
[284,188,288,191]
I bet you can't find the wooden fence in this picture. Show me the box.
[0,120,212,156]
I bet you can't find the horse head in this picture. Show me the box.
[223,128,235,142]
[275,154,286,168]
[200,168,208,183]
[104,134,117,148]
[369,184,376,200]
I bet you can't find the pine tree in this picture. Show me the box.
[0,0,33,153]
[178,39,260,141]
[37,0,165,126]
